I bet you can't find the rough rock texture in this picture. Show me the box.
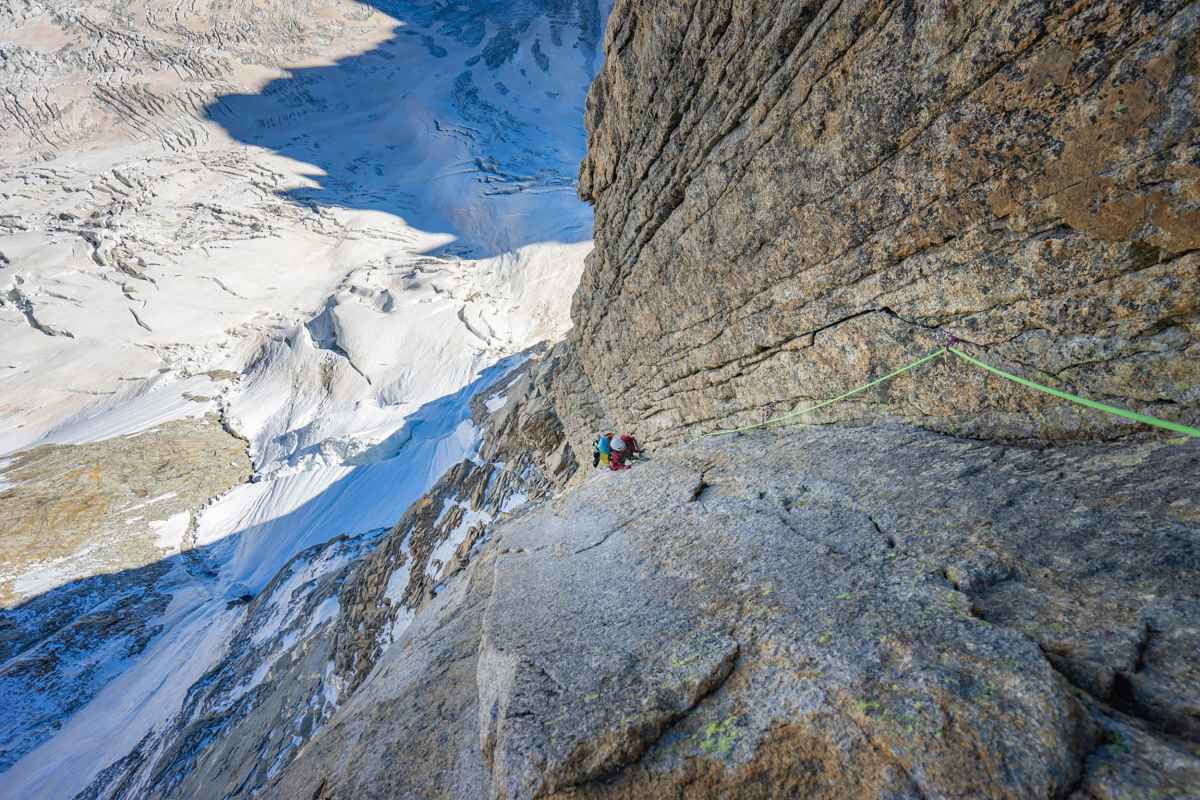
[275,534,501,800]
[0,413,251,606]
[69,351,582,799]
[333,350,579,694]
[264,427,1199,799]
[47,355,1196,799]
[9,2,1200,797]
[564,0,1200,454]
[0,414,250,770]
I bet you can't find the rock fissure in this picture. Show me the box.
[604,209,1166,407]
[2,287,76,338]
[10,1,1198,797]
[563,0,1200,454]
[557,640,742,795]
[838,705,932,800]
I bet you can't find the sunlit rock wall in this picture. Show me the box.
[564,0,1200,452]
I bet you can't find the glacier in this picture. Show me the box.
[0,0,610,796]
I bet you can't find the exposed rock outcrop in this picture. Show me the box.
[52,355,1199,799]
[75,529,384,800]
[0,413,250,607]
[563,0,1200,453]
[8,2,1200,797]
[267,427,1200,799]
[70,350,581,799]
[333,349,579,694]
[0,413,251,771]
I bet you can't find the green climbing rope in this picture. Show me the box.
[702,348,947,437]
[700,342,1199,440]
[948,346,1200,439]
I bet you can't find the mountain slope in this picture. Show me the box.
[266,422,1200,799]
[3,1,1198,798]
[0,1,608,796]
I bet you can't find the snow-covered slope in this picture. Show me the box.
[1,0,604,456]
[0,0,608,795]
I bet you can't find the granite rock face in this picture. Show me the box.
[564,0,1200,454]
[266,427,1200,799]
[52,357,1198,799]
[10,1,1200,796]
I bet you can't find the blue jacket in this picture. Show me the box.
[597,435,611,455]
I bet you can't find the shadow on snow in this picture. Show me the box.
[0,350,526,776]
[203,0,607,259]
[1,0,613,781]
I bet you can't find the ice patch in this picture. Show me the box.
[484,393,508,412]
[320,661,342,709]
[125,492,178,513]
[383,561,412,605]
[150,512,191,552]
[387,606,416,646]
[266,735,304,780]
[425,502,491,580]
[501,491,529,514]
[381,550,416,646]
[307,596,339,634]
[250,545,357,646]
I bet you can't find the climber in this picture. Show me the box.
[616,433,643,460]
[608,432,642,471]
[593,432,612,469]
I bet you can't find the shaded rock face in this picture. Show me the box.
[0,415,250,771]
[70,352,581,798]
[75,530,384,800]
[0,569,172,774]
[265,428,1199,799]
[333,349,579,694]
[564,0,1200,453]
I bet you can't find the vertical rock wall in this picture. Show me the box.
[563,0,1200,452]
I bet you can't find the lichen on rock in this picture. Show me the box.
[265,426,1200,800]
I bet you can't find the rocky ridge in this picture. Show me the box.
[69,350,578,799]
[268,422,1200,799]
[332,348,579,695]
[0,0,605,792]
[65,345,1195,799]
[2,1,1199,797]
[235,6,1200,793]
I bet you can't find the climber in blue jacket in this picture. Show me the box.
[592,432,612,468]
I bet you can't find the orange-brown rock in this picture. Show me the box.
[561,0,1200,455]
